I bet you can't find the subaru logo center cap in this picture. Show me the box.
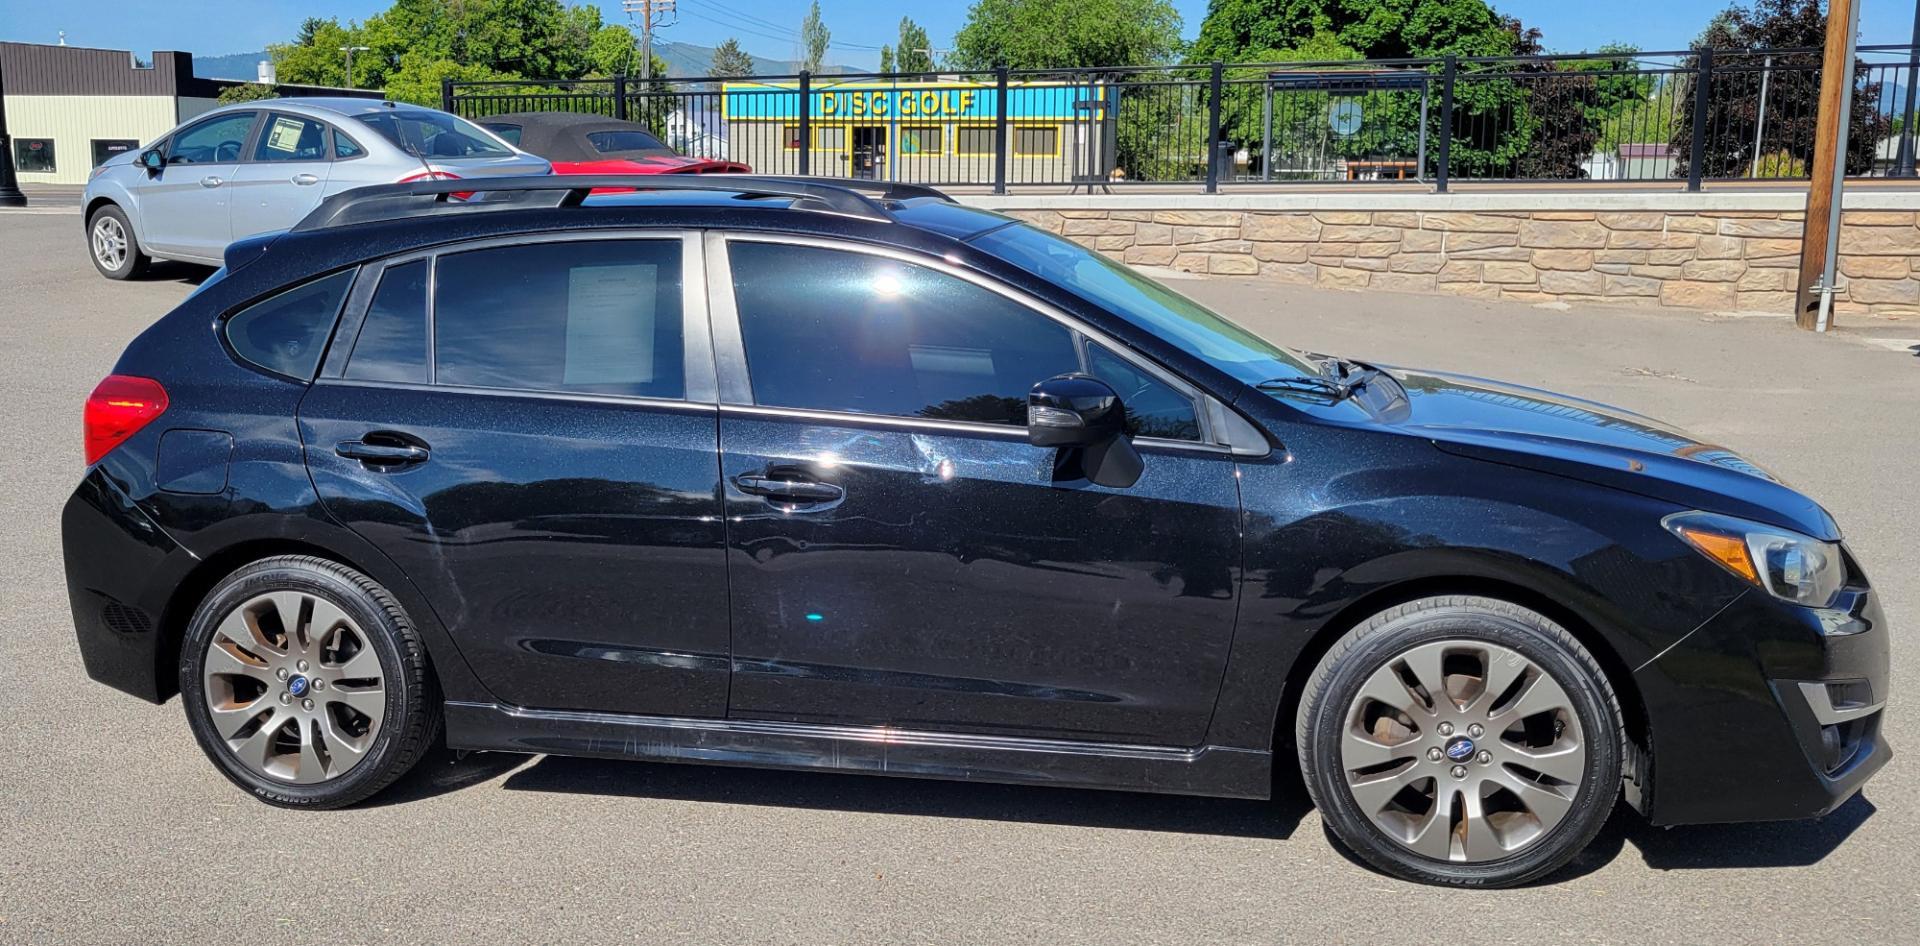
[1445,736,1476,762]
[288,675,310,698]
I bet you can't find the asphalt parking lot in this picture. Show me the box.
[1,204,1914,945]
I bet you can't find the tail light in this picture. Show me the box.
[84,375,168,465]
[398,170,472,201]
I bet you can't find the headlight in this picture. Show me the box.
[1663,511,1847,608]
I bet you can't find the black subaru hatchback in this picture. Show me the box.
[64,176,1888,887]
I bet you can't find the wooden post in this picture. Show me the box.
[1796,0,1861,329]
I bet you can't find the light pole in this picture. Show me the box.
[1894,0,1920,177]
[0,51,25,207]
[339,46,369,90]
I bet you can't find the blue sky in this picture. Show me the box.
[3,0,1917,66]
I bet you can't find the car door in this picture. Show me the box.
[228,111,334,241]
[299,232,732,717]
[709,235,1243,747]
[133,110,258,260]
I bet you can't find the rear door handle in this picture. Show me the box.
[733,473,843,503]
[292,173,320,186]
[336,440,430,465]
[200,176,224,188]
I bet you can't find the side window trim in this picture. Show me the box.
[706,232,1217,446]
[328,125,366,161]
[317,231,716,406]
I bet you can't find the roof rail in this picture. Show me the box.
[290,174,954,233]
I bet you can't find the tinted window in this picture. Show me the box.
[481,123,522,146]
[169,112,257,165]
[332,129,365,158]
[587,130,668,153]
[225,269,355,380]
[1087,344,1201,441]
[253,114,328,162]
[344,261,428,383]
[956,127,996,154]
[729,242,1078,426]
[434,240,684,398]
[355,110,509,158]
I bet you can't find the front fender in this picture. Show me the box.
[1203,424,1746,752]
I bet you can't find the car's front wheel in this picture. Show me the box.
[1296,596,1624,887]
[87,205,150,280]
[179,555,439,808]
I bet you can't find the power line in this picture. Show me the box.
[676,0,889,52]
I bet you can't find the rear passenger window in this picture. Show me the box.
[344,261,428,383]
[433,240,685,398]
[728,242,1079,425]
[224,270,356,380]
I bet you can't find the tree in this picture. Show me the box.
[710,37,755,77]
[950,0,1183,70]
[879,45,895,73]
[1193,0,1524,64]
[801,2,830,74]
[269,16,368,89]
[216,83,280,104]
[1671,0,1888,179]
[897,17,935,73]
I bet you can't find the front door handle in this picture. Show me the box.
[200,176,224,188]
[336,439,430,465]
[292,173,320,186]
[734,473,843,503]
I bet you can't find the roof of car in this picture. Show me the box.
[481,111,649,130]
[476,112,667,161]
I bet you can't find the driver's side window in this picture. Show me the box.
[167,112,259,165]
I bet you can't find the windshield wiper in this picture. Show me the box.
[1256,355,1383,402]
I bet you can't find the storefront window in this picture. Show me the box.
[14,138,55,173]
[1013,127,1058,157]
[955,127,996,156]
[900,126,943,155]
[91,139,139,167]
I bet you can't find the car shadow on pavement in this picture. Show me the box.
[1616,792,1878,871]
[145,261,216,286]
[495,754,1313,839]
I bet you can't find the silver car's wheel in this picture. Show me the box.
[202,591,388,784]
[91,214,128,272]
[1340,639,1586,862]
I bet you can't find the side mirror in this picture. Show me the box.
[139,149,165,174]
[1028,373,1143,489]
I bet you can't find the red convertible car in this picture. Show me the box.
[478,111,750,176]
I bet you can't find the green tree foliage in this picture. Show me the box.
[879,46,895,73]
[216,83,280,104]
[801,2,831,74]
[710,37,756,77]
[950,0,1184,70]
[1670,0,1888,178]
[1193,0,1522,63]
[897,18,935,73]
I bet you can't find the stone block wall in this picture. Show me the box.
[970,196,1920,319]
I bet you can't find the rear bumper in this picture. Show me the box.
[62,470,189,704]
[1637,584,1891,826]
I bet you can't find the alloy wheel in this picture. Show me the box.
[92,216,127,272]
[1339,639,1587,863]
[201,591,387,784]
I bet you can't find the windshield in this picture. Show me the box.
[970,223,1316,385]
[355,110,511,159]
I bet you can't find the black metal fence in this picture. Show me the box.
[446,45,1920,192]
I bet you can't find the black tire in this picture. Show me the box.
[179,555,440,808]
[87,204,150,280]
[1295,595,1623,887]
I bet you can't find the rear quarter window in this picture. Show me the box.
[223,270,357,380]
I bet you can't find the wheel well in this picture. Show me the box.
[1272,576,1650,775]
[84,197,118,224]
[152,538,389,702]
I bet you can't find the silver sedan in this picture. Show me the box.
[82,97,551,279]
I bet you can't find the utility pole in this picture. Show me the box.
[0,48,26,207]
[339,45,369,90]
[1794,0,1862,330]
[623,0,676,82]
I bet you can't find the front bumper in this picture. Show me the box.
[1636,582,1891,826]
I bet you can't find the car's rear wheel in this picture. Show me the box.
[179,555,438,808]
[88,205,149,280]
[1296,596,1623,887]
